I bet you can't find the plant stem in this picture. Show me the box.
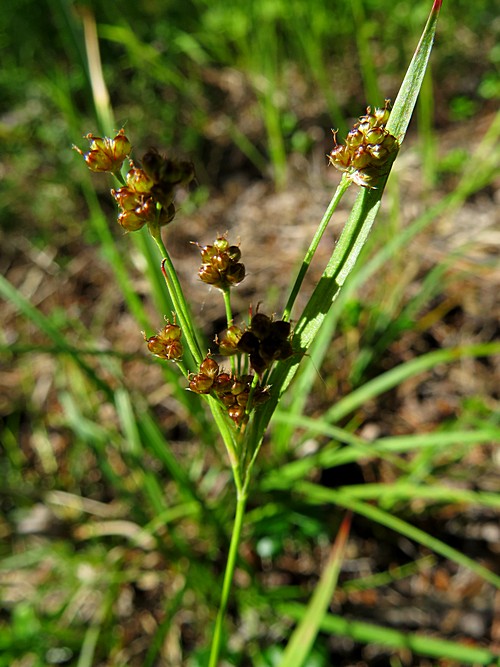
[282,175,351,321]
[148,223,204,366]
[222,288,238,375]
[222,288,233,328]
[208,489,248,667]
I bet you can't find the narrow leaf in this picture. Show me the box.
[280,605,498,666]
[279,512,352,667]
[250,0,443,448]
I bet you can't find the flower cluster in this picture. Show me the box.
[328,100,399,188]
[197,237,245,289]
[75,130,194,233]
[236,313,293,376]
[73,129,131,174]
[112,150,194,232]
[144,322,183,361]
[189,357,269,426]
[217,326,243,356]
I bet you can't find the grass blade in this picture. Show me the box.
[280,605,499,666]
[386,0,443,141]
[297,482,500,588]
[325,342,500,424]
[250,0,444,448]
[279,512,352,667]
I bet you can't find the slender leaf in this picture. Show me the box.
[296,482,500,588]
[279,513,352,667]
[280,605,500,666]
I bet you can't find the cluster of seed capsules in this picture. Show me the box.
[196,237,246,290]
[188,358,270,427]
[145,235,294,426]
[328,100,399,188]
[144,322,183,361]
[74,129,194,232]
[219,313,293,376]
[74,131,294,427]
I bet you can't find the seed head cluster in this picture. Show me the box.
[73,129,131,174]
[328,100,399,188]
[76,132,295,430]
[236,313,293,376]
[74,130,194,232]
[144,323,183,361]
[112,149,194,232]
[197,237,246,289]
[189,357,270,427]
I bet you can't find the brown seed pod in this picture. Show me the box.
[189,373,214,394]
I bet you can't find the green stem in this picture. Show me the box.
[222,288,238,375]
[208,489,247,667]
[207,396,242,479]
[282,175,351,321]
[222,288,233,327]
[148,224,204,366]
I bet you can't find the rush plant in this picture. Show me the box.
[73,2,445,664]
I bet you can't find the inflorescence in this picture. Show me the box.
[328,100,399,188]
[74,104,395,429]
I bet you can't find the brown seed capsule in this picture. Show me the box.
[213,372,233,393]
[364,127,385,145]
[189,373,214,394]
[250,313,272,340]
[225,262,245,285]
[200,357,219,379]
[117,209,149,232]
[213,253,230,273]
[161,324,182,341]
[199,264,222,285]
[271,320,291,340]
[253,387,271,405]
[350,147,372,170]
[328,144,351,171]
[158,202,176,226]
[230,379,247,396]
[151,183,175,209]
[346,129,365,148]
[236,391,249,407]
[228,405,246,425]
[237,331,260,355]
[249,352,267,376]
[221,393,237,408]
[112,187,140,211]
[218,326,243,356]
[126,166,155,194]
[227,246,241,262]
[200,245,218,263]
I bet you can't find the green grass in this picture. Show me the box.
[1,0,499,665]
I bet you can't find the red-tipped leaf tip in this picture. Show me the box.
[432,0,443,11]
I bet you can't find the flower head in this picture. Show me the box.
[73,129,131,173]
[328,100,399,189]
[196,237,246,290]
[144,322,183,361]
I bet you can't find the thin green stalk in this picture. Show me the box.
[282,175,351,321]
[222,288,234,327]
[150,224,243,489]
[207,396,242,477]
[208,490,247,667]
[148,224,204,366]
[222,288,238,375]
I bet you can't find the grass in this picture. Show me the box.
[1,0,499,665]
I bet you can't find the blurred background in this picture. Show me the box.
[1,1,499,666]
